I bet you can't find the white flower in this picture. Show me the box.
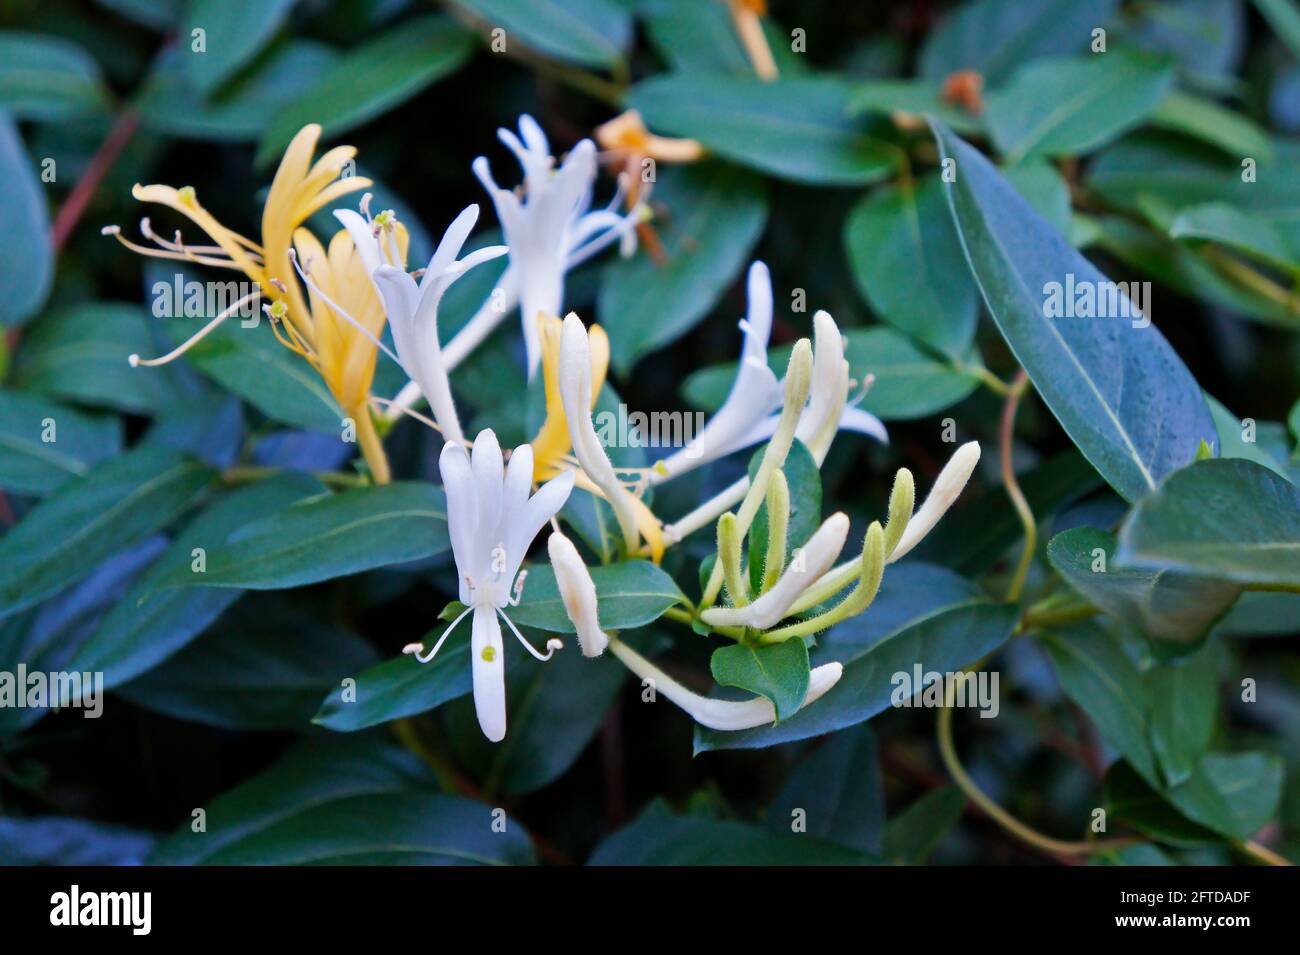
[888,440,981,561]
[338,204,506,444]
[651,263,887,487]
[473,114,644,377]
[701,512,850,630]
[404,429,575,742]
[545,528,844,730]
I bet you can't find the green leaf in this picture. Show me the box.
[589,805,876,865]
[0,389,122,496]
[443,630,647,795]
[0,32,109,120]
[1147,644,1220,787]
[696,600,1018,751]
[156,482,448,591]
[1170,202,1300,272]
[767,724,884,854]
[1046,527,1241,648]
[68,473,326,689]
[456,0,630,69]
[1253,0,1300,61]
[1002,160,1072,237]
[0,115,52,328]
[845,173,979,358]
[1117,458,1300,586]
[882,786,968,863]
[1209,394,1293,478]
[848,79,984,134]
[181,0,297,95]
[256,15,474,165]
[598,162,767,372]
[919,0,1120,85]
[1103,761,1221,847]
[313,630,471,732]
[1042,622,1157,780]
[644,0,805,76]
[137,40,338,142]
[933,121,1216,502]
[508,559,686,634]
[627,75,899,186]
[0,446,215,621]
[0,817,156,865]
[11,303,173,414]
[117,596,378,730]
[150,736,534,865]
[986,53,1173,163]
[1151,91,1274,163]
[710,639,811,723]
[156,296,345,433]
[819,562,982,653]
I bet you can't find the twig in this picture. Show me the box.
[1000,370,1035,603]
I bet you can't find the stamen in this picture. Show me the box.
[404,603,473,664]
[129,290,259,367]
[104,226,248,270]
[288,248,406,370]
[498,608,562,661]
[359,192,374,222]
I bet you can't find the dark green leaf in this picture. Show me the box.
[257,15,474,165]
[919,0,1119,85]
[0,115,52,328]
[508,559,686,634]
[844,173,979,358]
[1117,458,1300,586]
[849,79,984,134]
[0,446,214,621]
[627,75,899,186]
[1047,527,1241,647]
[0,389,122,496]
[69,473,324,689]
[933,122,1215,502]
[767,724,884,854]
[1151,91,1273,162]
[0,817,156,865]
[711,638,811,722]
[156,482,448,591]
[457,0,630,69]
[986,53,1173,163]
[0,32,109,120]
[882,786,968,863]
[598,162,767,372]
[1147,644,1220,787]
[181,0,297,95]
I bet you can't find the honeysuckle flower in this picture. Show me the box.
[531,312,610,482]
[788,441,983,617]
[356,204,508,445]
[702,511,851,630]
[651,263,886,493]
[559,312,665,562]
[107,125,405,479]
[472,115,646,378]
[545,529,844,729]
[402,430,575,742]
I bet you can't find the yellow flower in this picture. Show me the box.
[531,312,608,482]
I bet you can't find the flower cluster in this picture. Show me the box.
[112,113,980,743]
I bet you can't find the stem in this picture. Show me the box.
[1202,246,1300,319]
[1237,839,1293,867]
[1000,370,1035,603]
[52,108,140,252]
[937,695,1142,858]
[353,405,391,485]
[1019,593,1101,633]
[1244,581,1300,594]
[221,465,370,489]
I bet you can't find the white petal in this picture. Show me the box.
[890,441,981,562]
[470,604,507,742]
[838,405,889,445]
[794,310,849,460]
[503,470,575,585]
[547,531,607,657]
[608,638,844,731]
[470,430,504,568]
[422,204,479,285]
[701,512,850,630]
[333,209,383,278]
[438,441,478,604]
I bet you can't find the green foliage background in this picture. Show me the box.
[0,0,1298,866]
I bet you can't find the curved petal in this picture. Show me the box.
[470,604,507,742]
